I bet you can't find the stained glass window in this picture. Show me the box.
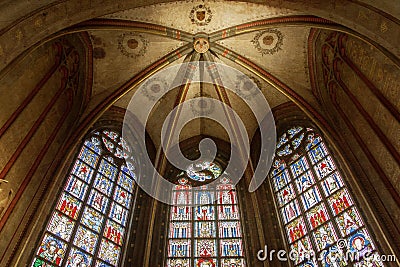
[270,127,384,266]
[185,161,222,182]
[31,129,136,267]
[166,166,247,267]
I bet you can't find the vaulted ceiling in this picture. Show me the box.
[1,2,400,266]
[0,0,399,148]
[58,2,336,146]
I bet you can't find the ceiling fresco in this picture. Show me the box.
[78,1,327,146]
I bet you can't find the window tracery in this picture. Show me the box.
[166,164,247,267]
[270,126,383,266]
[31,129,136,267]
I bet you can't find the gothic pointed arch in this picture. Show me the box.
[155,136,251,267]
[251,102,398,266]
[27,106,157,267]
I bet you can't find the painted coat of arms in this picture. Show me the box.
[190,4,213,26]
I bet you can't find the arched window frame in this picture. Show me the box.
[165,160,248,267]
[30,127,139,267]
[269,126,385,267]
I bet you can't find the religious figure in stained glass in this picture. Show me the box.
[47,212,75,241]
[166,164,246,267]
[335,208,363,237]
[57,193,81,220]
[321,246,347,267]
[269,126,384,266]
[65,248,92,267]
[31,129,137,267]
[35,234,67,266]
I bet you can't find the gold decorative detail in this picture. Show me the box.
[34,18,43,27]
[15,29,23,42]
[380,21,388,33]
[193,37,209,53]
[357,10,368,20]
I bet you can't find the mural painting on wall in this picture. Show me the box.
[344,36,399,102]
[320,31,400,196]
[321,31,398,107]
[90,34,106,59]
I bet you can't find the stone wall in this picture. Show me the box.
[0,34,89,265]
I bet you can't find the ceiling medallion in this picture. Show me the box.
[251,29,284,56]
[193,37,210,53]
[190,93,215,116]
[142,77,168,101]
[117,32,148,58]
[189,4,213,26]
[234,75,261,100]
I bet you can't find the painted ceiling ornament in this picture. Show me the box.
[90,34,106,59]
[142,77,168,101]
[193,37,210,53]
[117,32,148,58]
[251,29,284,56]
[234,75,261,100]
[189,4,213,26]
[190,93,215,116]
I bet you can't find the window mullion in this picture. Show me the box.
[288,152,318,266]
[61,140,103,266]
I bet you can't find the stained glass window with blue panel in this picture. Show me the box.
[78,146,99,168]
[81,206,104,233]
[166,171,246,267]
[269,126,385,266]
[47,212,75,242]
[93,174,113,197]
[98,159,118,181]
[273,169,290,192]
[32,129,137,267]
[64,176,88,201]
[170,222,191,238]
[117,171,134,192]
[295,171,315,193]
[72,160,94,183]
